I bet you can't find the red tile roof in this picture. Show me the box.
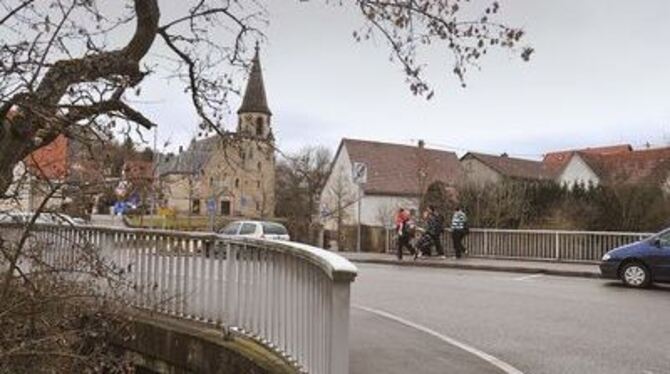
[578,147,670,185]
[341,138,464,196]
[123,160,153,181]
[25,135,69,180]
[462,152,552,180]
[543,144,632,176]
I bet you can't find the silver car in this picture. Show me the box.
[0,212,77,225]
[219,220,290,241]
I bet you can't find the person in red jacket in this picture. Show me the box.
[394,208,415,260]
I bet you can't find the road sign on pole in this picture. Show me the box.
[207,197,216,232]
[352,162,367,252]
[352,162,368,184]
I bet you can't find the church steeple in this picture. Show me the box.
[237,44,271,116]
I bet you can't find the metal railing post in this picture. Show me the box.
[554,232,560,261]
[329,278,352,374]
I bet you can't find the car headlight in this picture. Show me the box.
[602,253,612,261]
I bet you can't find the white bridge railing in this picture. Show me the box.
[1,223,358,374]
[388,228,653,263]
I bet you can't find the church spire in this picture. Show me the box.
[237,43,271,116]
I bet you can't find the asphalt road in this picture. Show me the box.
[350,264,670,374]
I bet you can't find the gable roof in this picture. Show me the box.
[156,137,218,176]
[576,147,670,185]
[543,144,632,177]
[340,138,464,196]
[462,152,552,180]
[123,160,153,181]
[25,134,69,180]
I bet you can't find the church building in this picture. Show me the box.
[157,47,276,218]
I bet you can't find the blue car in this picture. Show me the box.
[600,229,670,288]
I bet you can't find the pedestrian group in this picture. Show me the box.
[394,205,469,260]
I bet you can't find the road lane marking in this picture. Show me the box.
[354,304,525,374]
[514,273,544,281]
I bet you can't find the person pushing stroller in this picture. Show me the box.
[415,205,446,259]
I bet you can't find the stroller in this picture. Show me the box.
[413,226,436,257]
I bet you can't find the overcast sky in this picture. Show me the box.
[136,1,670,159]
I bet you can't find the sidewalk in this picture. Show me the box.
[341,252,601,278]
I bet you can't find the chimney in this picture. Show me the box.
[418,139,425,149]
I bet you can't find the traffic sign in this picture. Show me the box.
[352,162,367,185]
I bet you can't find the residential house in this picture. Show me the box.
[156,46,276,219]
[557,147,670,188]
[1,128,130,214]
[319,139,464,230]
[542,144,632,183]
[460,152,552,185]
[3,134,75,212]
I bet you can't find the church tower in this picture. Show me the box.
[235,44,275,218]
[237,44,272,140]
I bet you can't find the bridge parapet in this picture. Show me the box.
[0,223,357,374]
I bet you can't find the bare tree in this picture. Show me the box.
[276,146,332,243]
[321,166,357,250]
[0,0,530,197]
[0,181,140,372]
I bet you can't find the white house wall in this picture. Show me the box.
[559,154,600,188]
[360,195,420,227]
[319,146,358,230]
[0,162,30,212]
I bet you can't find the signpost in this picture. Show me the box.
[352,162,367,252]
[207,197,216,232]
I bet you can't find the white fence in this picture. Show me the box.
[387,228,653,263]
[0,223,358,374]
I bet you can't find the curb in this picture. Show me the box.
[347,258,602,279]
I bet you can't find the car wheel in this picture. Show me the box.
[620,262,651,288]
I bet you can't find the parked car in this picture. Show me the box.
[0,212,78,226]
[219,221,290,241]
[600,229,670,288]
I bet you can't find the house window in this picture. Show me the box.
[256,181,261,189]
[220,200,231,215]
[235,178,240,188]
[255,201,260,211]
[257,162,262,171]
[192,199,201,214]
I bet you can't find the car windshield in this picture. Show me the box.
[262,222,288,235]
[221,222,241,235]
